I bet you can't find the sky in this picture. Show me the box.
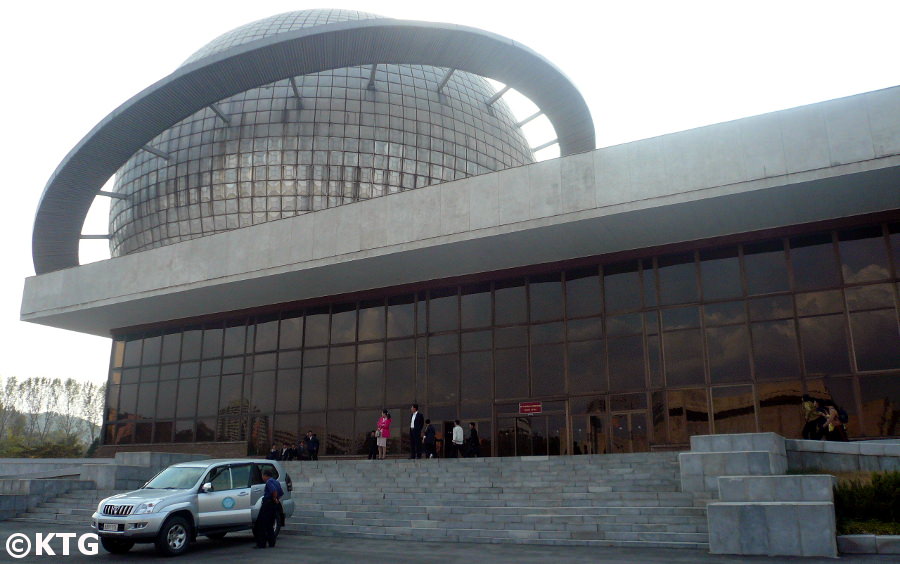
[1,0,898,385]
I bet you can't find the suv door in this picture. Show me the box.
[249,463,279,522]
[197,464,253,528]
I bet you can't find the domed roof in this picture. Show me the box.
[183,9,384,65]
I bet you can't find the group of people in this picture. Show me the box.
[800,394,849,442]
[366,404,481,460]
[266,430,320,461]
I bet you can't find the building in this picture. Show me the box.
[22,10,900,458]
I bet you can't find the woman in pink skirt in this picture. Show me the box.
[376,409,391,460]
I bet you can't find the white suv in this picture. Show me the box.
[91,459,295,556]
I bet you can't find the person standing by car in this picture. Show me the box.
[253,468,283,549]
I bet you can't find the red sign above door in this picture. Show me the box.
[519,401,543,415]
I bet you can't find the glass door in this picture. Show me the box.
[610,411,649,453]
[572,414,608,455]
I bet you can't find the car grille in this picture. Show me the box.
[102,504,134,516]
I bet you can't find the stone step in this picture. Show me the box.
[293,503,707,516]
[292,508,707,524]
[282,521,709,544]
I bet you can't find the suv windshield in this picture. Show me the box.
[143,466,206,489]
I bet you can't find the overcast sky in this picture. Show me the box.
[2,0,898,385]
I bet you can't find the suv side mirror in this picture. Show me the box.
[201,482,213,493]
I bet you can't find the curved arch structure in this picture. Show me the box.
[32,18,596,274]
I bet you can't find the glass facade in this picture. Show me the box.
[103,221,900,456]
[109,9,533,256]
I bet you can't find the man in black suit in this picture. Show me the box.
[409,404,424,459]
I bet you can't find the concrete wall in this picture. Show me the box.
[94,441,246,459]
[786,439,900,472]
[22,86,900,336]
[0,458,113,478]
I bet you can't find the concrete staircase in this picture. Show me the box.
[282,452,709,549]
[8,488,120,527]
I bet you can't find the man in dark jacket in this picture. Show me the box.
[304,431,319,460]
[467,422,480,457]
[253,468,283,548]
[409,404,424,459]
[423,419,437,459]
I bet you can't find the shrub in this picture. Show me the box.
[834,470,900,524]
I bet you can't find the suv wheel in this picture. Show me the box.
[155,515,191,557]
[100,538,134,554]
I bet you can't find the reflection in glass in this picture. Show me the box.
[494,279,526,325]
[529,273,563,322]
[142,336,162,365]
[706,325,751,383]
[301,366,326,411]
[531,343,564,397]
[858,374,900,437]
[712,385,755,434]
[757,380,803,438]
[461,284,492,329]
[356,361,383,407]
[325,411,354,455]
[385,358,415,405]
[846,284,895,311]
[604,262,641,313]
[791,233,840,290]
[608,336,644,391]
[278,315,302,350]
[664,330,705,386]
[658,253,698,305]
[795,291,843,316]
[387,295,415,337]
[704,301,746,326]
[327,365,355,409]
[175,379,198,418]
[850,310,900,371]
[196,377,220,417]
[700,247,742,300]
[667,388,709,444]
[799,315,851,375]
[254,317,279,351]
[749,295,793,321]
[743,240,789,295]
[839,226,890,283]
[461,351,491,402]
[201,327,223,359]
[752,320,801,381]
[276,368,301,412]
[565,268,601,318]
[567,340,606,393]
[428,288,459,333]
[428,354,458,403]
[358,300,385,341]
[223,323,246,356]
[494,348,528,399]
[662,306,700,330]
[123,340,142,367]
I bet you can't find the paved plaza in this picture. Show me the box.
[0,520,893,563]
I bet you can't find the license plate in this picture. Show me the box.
[102,524,119,532]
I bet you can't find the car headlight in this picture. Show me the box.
[132,499,164,515]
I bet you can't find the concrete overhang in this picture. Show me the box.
[22,86,900,336]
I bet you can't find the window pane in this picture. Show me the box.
[565,268,601,318]
[790,233,840,290]
[707,325,752,384]
[196,376,220,417]
[301,366,326,411]
[567,317,602,341]
[254,317,279,352]
[461,351,492,403]
[428,354,458,403]
[607,313,642,337]
[667,388,709,444]
[700,247,742,300]
[326,411,354,455]
[751,320,801,381]
[356,361,384,407]
[839,226,890,283]
[387,295,415,337]
[608,336,644,391]
[460,283,492,329]
[358,300,386,341]
[658,253,698,305]
[273,414,299,448]
[461,331,492,351]
[279,315,303,350]
[327,364,355,409]
[174,420,194,443]
[712,385,756,434]
[799,315,851,375]
[219,373,243,415]
[531,343,564,397]
[175,379,197,419]
[858,373,900,437]
[850,309,900,371]
[276,368,301,412]
[531,322,564,345]
[662,306,700,330]
[428,288,459,333]
[567,340,606,394]
[757,380,803,438]
[495,347,528,399]
[495,279,526,325]
[142,336,162,365]
[161,333,181,364]
[223,323,246,356]
[136,382,157,420]
[743,240,789,295]
[331,304,356,344]
[604,262,641,313]
[642,259,657,308]
[202,327,223,359]
[529,274,563,322]
[749,295,793,321]
[305,308,330,347]
[846,284,895,311]
[385,358,415,405]
[795,290,843,316]
[664,329,705,386]
[123,339,142,367]
[704,301,746,326]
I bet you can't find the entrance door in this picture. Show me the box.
[610,412,648,453]
[496,413,566,456]
[572,414,607,455]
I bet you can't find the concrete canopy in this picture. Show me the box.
[31,18,596,275]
